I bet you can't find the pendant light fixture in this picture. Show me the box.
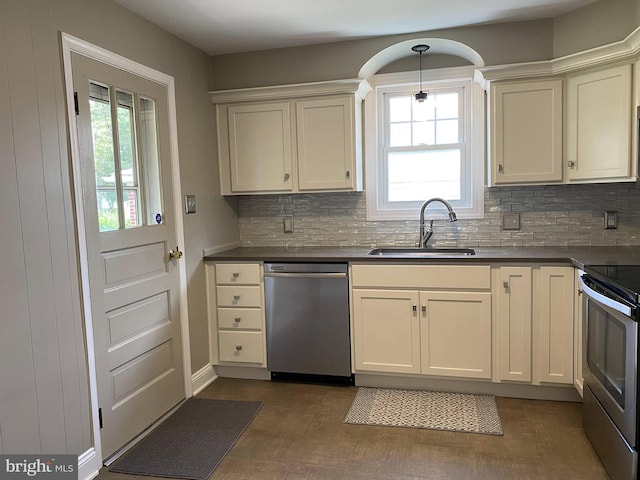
[411,44,430,102]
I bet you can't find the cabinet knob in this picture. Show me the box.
[234,317,241,322]
[232,272,240,278]
[346,170,350,179]
[284,173,290,180]
[233,295,241,300]
[235,345,243,351]
[568,160,575,168]
[578,289,583,296]
[498,164,504,173]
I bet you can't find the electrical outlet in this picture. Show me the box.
[283,217,293,233]
[605,210,618,229]
[502,212,521,231]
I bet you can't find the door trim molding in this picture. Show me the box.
[60,32,192,463]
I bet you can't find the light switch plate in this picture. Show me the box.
[502,212,521,231]
[283,217,293,233]
[184,195,196,214]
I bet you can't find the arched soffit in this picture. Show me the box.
[358,38,485,79]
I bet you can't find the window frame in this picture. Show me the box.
[364,67,485,221]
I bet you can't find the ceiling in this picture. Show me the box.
[113,0,597,56]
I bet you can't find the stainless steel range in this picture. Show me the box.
[580,265,640,480]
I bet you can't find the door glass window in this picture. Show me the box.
[88,81,163,231]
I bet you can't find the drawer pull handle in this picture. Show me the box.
[235,345,243,351]
[232,272,240,278]
[234,317,241,322]
[503,281,509,290]
[421,305,427,313]
[412,305,417,313]
[233,295,241,300]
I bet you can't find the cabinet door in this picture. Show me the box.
[490,80,563,185]
[537,267,574,384]
[352,289,420,374]
[420,291,492,379]
[574,269,584,396]
[227,102,294,192]
[497,267,532,382]
[296,96,357,191]
[567,65,632,181]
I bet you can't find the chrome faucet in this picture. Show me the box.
[419,198,457,248]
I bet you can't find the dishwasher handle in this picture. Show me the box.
[264,272,347,279]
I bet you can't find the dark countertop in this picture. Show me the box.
[203,246,640,269]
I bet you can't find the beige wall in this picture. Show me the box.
[211,0,640,91]
[210,19,554,89]
[0,0,234,455]
[553,0,640,57]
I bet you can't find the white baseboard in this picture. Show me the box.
[192,364,218,395]
[78,448,101,480]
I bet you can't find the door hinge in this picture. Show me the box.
[98,407,103,429]
[74,92,79,115]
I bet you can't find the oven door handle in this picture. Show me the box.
[579,275,633,317]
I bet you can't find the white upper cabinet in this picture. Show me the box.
[489,79,563,185]
[211,80,370,195]
[227,102,293,193]
[567,64,633,182]
[296,96,358,191]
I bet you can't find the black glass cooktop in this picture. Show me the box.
[584,265,640,305]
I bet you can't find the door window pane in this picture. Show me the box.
[89,82,120,232]
[116,90,141,228]
[139,97,163,226]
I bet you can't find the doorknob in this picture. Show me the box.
[169,246,183,260]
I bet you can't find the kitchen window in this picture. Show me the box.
[365,68,484,220]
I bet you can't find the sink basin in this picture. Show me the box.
[367,247,476,257]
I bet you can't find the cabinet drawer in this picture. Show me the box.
[218,331,263,364]
[351,264,491,289]
[218,308,263,330]
[215,263,261,285]
[216,285,262,307]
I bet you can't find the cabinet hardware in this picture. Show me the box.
[498,164,504,173]
[578,289,583,296]
[503,281,509,289]
[235,345,243,351]
[421,305,427,313]
[232,272,240,278]
[346,170,350,178]
[568,160,575,168]
[234,317,241,322]
[412,305,417,313]
[284,173,290,180]
[233,295,241,300]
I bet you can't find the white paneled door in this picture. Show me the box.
[72,53,185,459]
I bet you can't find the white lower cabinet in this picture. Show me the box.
[352,289,420,374]
[206,262,266,367]
[420,291,492,379]
[494,265,574,386]
[351,264,492,380]
[536,266,574,384]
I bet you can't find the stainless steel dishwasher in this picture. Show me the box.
[264,263,353,385]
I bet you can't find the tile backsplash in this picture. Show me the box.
[238,183,640,248]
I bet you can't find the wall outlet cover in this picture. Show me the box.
[283,217,293,233]
[502,212,521,231]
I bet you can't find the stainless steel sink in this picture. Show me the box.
[367,247,476,257]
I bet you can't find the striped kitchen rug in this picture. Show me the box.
[344,387,503,435]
